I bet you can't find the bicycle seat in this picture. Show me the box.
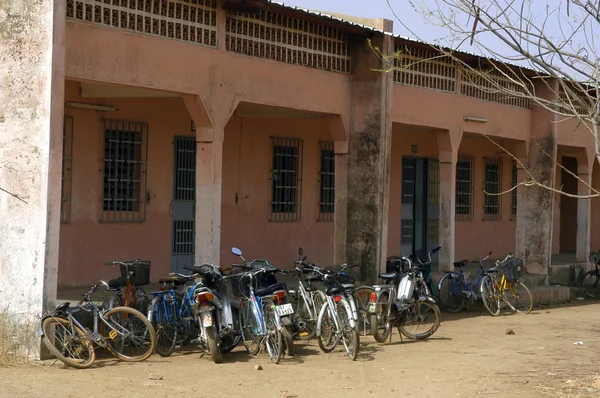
[453,262,467,268]
[158,276,186,286]
[326,285,345,296]
[107,277,127,289]
[378,272,400,280]
[486,268,499,273]
[255,283,287,297]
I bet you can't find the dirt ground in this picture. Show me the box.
[1,302,600,398]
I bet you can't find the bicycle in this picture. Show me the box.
[369,255,441,343]
[287,263,327,340]
[437,250,493,313]
[147,273,197,357]
[231,264,287,364]
[581,253,600,299]
[105,259,151,314]
[299,262,360,360]
[39,281,156,369]
[480,253,533,316]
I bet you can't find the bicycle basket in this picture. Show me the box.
[502,258,524,282]
[120,260,151,286]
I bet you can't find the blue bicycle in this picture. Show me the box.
[437,250,493,313]
[147,273,198,357]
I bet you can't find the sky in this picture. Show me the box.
[279,0,445,41]
[277,0,596,79]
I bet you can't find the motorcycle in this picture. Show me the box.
[189,263,241,363]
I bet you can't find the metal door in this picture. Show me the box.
[171,136,196,274]
[400,157,439,265]
[400,157,416,258]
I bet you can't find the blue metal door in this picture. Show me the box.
[171,136,196,274]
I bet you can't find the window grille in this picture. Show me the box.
[484,157,503,220]
[270,137,303,222]
[66,0,218,48]
[102,120,148,222]
[511,160,517,216]
[225,9,351,73]
[172,220,194,254]
[401,219,414,244]
[393,45,456,93]
[427,158,440,206]
[61,115,74,223]
[427,219,439,245]
[456,155,474,220]
[318,141,334,221]
[558,84,589,116]
[461,67,531,108]
[173,137,196,201]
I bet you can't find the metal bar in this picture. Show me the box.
[512,160,517,216]
[318,141,334,221]
[484,157,503,220]
[455,154,474,221]
[269,136,303,222]
[61,115,74,223]
[101,119,148,223]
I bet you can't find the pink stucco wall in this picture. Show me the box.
[58,80,334,287]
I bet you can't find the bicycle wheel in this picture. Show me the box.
[354,286,375,336]
[338,301,359,361]
[480,275,501,316]
[103,306,156,362]
[437,273,467,313]
[317,301,337,353]
[151,296,177,357]
[264,309,284,364]
[503,281,533,314]
[41,316,96,369]
[399,301,439,340]
[370,291,391,343]
[581,271,600,299]
[238,299,261,355]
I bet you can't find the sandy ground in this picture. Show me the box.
[1,302,600,398]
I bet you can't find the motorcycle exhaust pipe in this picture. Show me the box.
[296,320,307,330]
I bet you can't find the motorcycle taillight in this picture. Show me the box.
[196,292,214,302]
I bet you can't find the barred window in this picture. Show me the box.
[318,142,335,221]
[270,137,303,221]
[61,115,74,223]
[456,155,474,220]
[484,157,503,220]
[512,160,517,216]
[102,120,148,222]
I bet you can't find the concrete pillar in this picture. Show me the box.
[0,0,65,360]
[436,130,462,272]
[195,132,224,265]
[516,81,558,282]
[346,25,393,282]
[333,140,348,265]
[182,93,237,267]
[576,172,591,262]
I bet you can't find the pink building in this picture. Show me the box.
[1,0,598,358]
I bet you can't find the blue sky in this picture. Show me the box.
[281,0,443,41]
[281,0,594,77]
